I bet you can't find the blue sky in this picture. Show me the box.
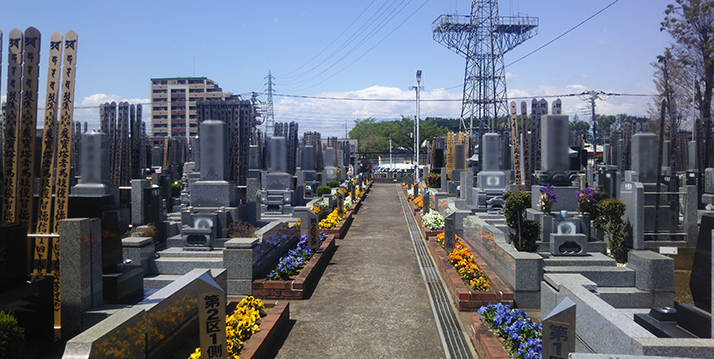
[0,0,674,137]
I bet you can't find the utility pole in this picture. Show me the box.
[389,135,393,175]
[411,70,423,184]
[578,90,608,161]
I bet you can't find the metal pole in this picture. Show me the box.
[415,70,422,184]
[389,135,393,176]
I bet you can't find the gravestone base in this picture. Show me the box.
[534,171,574,187]
[261,190,296,215]
[102,263,144,304]
[191,180,237,207]
[71,183,120,208]
[182,227,215,250]
[676,303,711,338]
[531,185,580,212]
[265,173,292,191]
[702,193,714,206]
[550,233,588,256]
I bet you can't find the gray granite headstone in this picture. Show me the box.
[444,211,456,252]
[662,140,671,167]
[423,192,430,214]
[482,133,501,171]
[440,167,447,191]
[302,145,316,171]
[603,144,610,165]
[542,297,576,359]
[199,120,229,181]
[631,133,659,183]
[541,115,570,172]
[59,218,103,335]
[324,147,336,168]
[689,141,697,170]
[130,179,151,226]
[248,145,261,170]
[80,132,110,184]
[270,137,288,173]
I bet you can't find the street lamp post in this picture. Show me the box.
[412,70,422,184]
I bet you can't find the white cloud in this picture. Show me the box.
[73,94,150,132]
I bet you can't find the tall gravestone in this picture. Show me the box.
[323,147,337,184]
[476,133,507,208]
[444,212,456,252]
[261,136,295,214]
[191,121,237,207]
[631,133,659,183]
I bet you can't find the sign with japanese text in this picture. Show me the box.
[199,291,226,359]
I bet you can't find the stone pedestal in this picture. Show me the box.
[60,218,103,335]
[191,181,237,207]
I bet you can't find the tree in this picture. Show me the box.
[661,0,714,164]
[569,119,590,142]
[647,48,692,134]
[348,116,451,153]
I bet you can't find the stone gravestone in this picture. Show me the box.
[691,213,714,313]
[308,211,320,251]
[542,297,576,359]
[476,133,507,208]
[631,133,659,183]
[444,211,456,253]
[191,121,237,207]
[423,192,430,214]
[337,192,344,216]
[541,115,570,175]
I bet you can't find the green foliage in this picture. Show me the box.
[327,180,340,188]
[0,311,24,359]
[593,198,628,263]
[225,220,257,238]
[503,191,540,252]
[503,191,531,229]
[425,172,441,188]
[316,186,331,197]
[348,116,452,153]
[171,183,181,197]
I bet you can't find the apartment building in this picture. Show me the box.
[150,77,228,138]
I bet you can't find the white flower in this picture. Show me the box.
[421,210,445,230]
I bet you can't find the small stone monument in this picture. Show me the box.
[542,297,576,359]
[444,211,456,253]
[476,133,507,209]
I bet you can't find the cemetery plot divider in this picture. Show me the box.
[252,234,337,299]
[238,300,290,359]
[426,235,514,311]
[469,314,510,359]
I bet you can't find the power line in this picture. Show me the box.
[259,91,650,102]
[506,0,620,67]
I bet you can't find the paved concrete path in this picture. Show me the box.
[274,183,446,358]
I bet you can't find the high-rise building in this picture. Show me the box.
[150,77,229,138]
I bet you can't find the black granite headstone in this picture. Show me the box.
[0,223,28,290]
[691,213,714,312]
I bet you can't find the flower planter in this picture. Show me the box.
[413,211,441,240]
[469,314,510,359]
[426,239,513,311]
[239,300,291,359]
[252,234,337,299]
[321,210,353,239]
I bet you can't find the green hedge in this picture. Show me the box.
[316,186,331,197]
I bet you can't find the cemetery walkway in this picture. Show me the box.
[274,183,473,358]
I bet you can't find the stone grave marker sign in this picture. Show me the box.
[199,291,227,359]
[542,297,576,359]
[337,192,344,216]
[444,211,456,252]
[423,192,430,214]
[308,212,319,251]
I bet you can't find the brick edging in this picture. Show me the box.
[241,301,290,359]
[426,239,514,311]
[252,234,337,299]
[469,315,510,359]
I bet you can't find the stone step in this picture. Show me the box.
[540,252,617,267]
[143,274,183,289]
[150,257,223,275]
[544,266,635,287]
[597,287,669,309]
[157,247,224,258]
